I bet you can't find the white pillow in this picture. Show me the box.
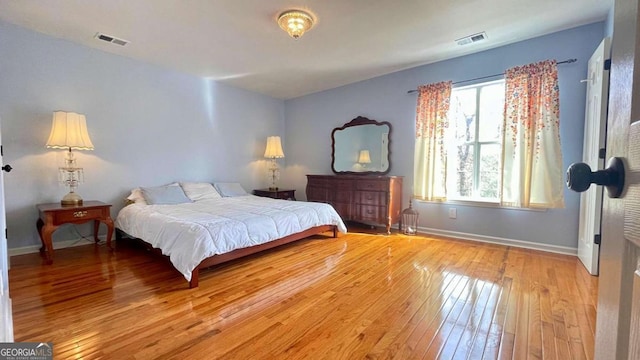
[126,188,147,205]
[140,184,192,205]
[127,182,179,205]
[214,182,249,197]
[180,182,222,201]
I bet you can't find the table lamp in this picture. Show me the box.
[46,111,94,206]
[264,136,285,190]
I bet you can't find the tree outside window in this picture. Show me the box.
[446,80,505,202]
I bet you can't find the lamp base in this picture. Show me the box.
[61,192,83,206]
[269,186,279,191]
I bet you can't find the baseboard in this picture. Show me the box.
[418,226,577,256]
[10,229,576,257]
[8,236,107,257]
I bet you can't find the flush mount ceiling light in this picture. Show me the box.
[277,10,314,39]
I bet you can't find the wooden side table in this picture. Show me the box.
[36,201,114,264]
[253,189,296,201]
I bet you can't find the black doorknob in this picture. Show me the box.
[566,157,625,198]
[2,165,12,173]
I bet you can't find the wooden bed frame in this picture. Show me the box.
[115,225,338,288]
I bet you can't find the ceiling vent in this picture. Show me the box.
[94,32,129,46]
[455,32,487,46]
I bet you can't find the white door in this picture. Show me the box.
[0,121,12,342]
[594,0,640,357]
[577,37,610,275]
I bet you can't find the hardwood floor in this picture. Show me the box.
[9,229,598,359]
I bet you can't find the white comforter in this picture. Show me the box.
[115,196,347,281]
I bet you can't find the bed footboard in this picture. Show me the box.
[190,225,337,288]
[190,268,199,288]
[118,225,337,289]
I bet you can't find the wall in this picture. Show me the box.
[284,22,605,250]
[605,6,615,38]
[0,21,285,249]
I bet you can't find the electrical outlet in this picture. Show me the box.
[449,208,457,219]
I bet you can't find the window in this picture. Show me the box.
[414,60,563,208]
[446,80,505,202]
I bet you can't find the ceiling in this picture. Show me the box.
[0,1,612,99]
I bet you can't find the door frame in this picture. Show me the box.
[594,0,639,357]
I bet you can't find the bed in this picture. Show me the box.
[114,183,347,288]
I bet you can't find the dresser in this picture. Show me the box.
[306,175,403,233]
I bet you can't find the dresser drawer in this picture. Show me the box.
[356,191,386,206]
[54,208,104,224]
[307,177,328,188]
[334,179,354,190]
[306,187,328,202]
[330,190,352,202]
[358,205,383,221]
[332,202,351,219]
[356,180,388,191]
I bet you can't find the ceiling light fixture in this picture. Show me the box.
[277,10,314,39]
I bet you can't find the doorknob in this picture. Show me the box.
[1,165,12,173]
[566,157,625,198]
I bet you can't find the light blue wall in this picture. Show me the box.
[0,21,285,249]
[605,6,615,38]
[0,19,608,250]
[284,22,606,249]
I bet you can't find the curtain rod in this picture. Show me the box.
[406,58,577,94]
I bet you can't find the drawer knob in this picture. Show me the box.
[367,210,374,214]
[73,211,88,218]
[367,195,373,200]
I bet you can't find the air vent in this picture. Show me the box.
[455,32,487,46]
[94,32,129,46]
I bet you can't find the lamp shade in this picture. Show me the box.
[264,136,284,159]
[46,111,94,150]
[358,150,371,164]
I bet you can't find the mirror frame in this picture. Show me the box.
[331,116,392,175]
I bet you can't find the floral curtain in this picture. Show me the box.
[414,81,452,201]
[501,60,565,208]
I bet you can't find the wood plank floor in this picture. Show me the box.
[8,228,598,359]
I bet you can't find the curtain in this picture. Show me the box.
[501,60,565,208]
[414,81,452,201]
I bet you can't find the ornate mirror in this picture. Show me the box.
[331,116,392,174]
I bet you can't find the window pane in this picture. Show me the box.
[478,83,505,142]
[451,88,476,142]
[478,144,501,199]
[454,145,474,198]
[444,80,504,203]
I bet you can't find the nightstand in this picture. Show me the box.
[253,189,296,201]
[36,201,114,264]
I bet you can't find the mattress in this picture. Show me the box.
[115,195,347,281]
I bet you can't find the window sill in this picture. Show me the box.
[414,198,548,212]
